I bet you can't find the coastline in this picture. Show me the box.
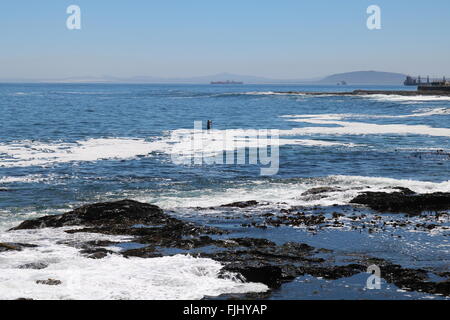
[2,189,449,300]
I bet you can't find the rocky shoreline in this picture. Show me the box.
[3,189,450,299]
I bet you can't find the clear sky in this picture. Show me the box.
[1,0,449,80]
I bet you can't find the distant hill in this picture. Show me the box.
[26,73,278,84]
[319,71,407,85]
[1,71,408,84]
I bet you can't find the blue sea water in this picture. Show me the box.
[0,83,449,299]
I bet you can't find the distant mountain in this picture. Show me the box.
[107,73,310,84]
[176,73,275,83]
[0,71,408,84]
[319,71,407,85]
[41,73,280,84]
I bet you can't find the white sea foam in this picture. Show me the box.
[0,130,358,168]
[242,91,450,102]
[243,91,306,96]
[363,94,450,102]
[0,174,60,184]
[0,138,164,168]
[281,113,450,137]
[1,107,447,169]
[282,107,450,120]
[0,227,267,300]
[169,128,359,161]
[139,175,450,209]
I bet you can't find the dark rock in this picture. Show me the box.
[220,200,259,208]
[36,279,62,286]
[218,238,276,248]
[9,198,449,298]
[122,246,162,258]
[0,243,21,252]
[11,200,167,230]
[300,264,366,280]
[350,191,450,214]
[391,187,416,195]
[332,212,344,219]
[87,252,109,259]
[266,213,326,227]
[302,187,340,196]
[380,264,450,296]
[0,243,38,252]
[205,240,334,289]
[84,240,118,247]
[224,265,284,288]
[9,200,226,260]
[18,262,48,270]
[80,248,113,259]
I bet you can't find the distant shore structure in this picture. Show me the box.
[404,75,449,86]
[210,80,244,85]
[404,75,450,92]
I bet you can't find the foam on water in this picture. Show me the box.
[168,128,359,161]
[363,94,450,102]
[0,174,61,184]
[0,227,267,300]
[138,175,450,209]
[243,91,306,96]
[282,107,450,120]
[282,113,450,137]
[0,131,359,168]
[243,91,450,102]
[0,138,164,168]
[2,105,447,169]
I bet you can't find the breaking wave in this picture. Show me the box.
[0,227,267,300]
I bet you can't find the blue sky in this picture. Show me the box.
[1,0,449,79]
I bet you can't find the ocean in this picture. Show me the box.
[0,83,449,299]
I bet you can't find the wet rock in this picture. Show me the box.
[122,246,162,258]
[220,200,259,208]
[18,262,48,270]
[11,200,168,230]
[210,237,450,295]
[225,265,284,288]
[266,213,326,227]
[9,199,449,298]
[10,200,227,260]
[84,240,118,247]
[0,243,38,252]
[301,187,340,196]
[352,256,450,296]
[381,264,450,296]
[0,243,22,252]
[218,238,276,248]
[36,279,62,286]
[332,212,344,219]
[300,264,366,280]
[205,240,333,289]
[350,191,450,214]
[11,199,224,240]
[391,187,416,195]
[80,247,114,259]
